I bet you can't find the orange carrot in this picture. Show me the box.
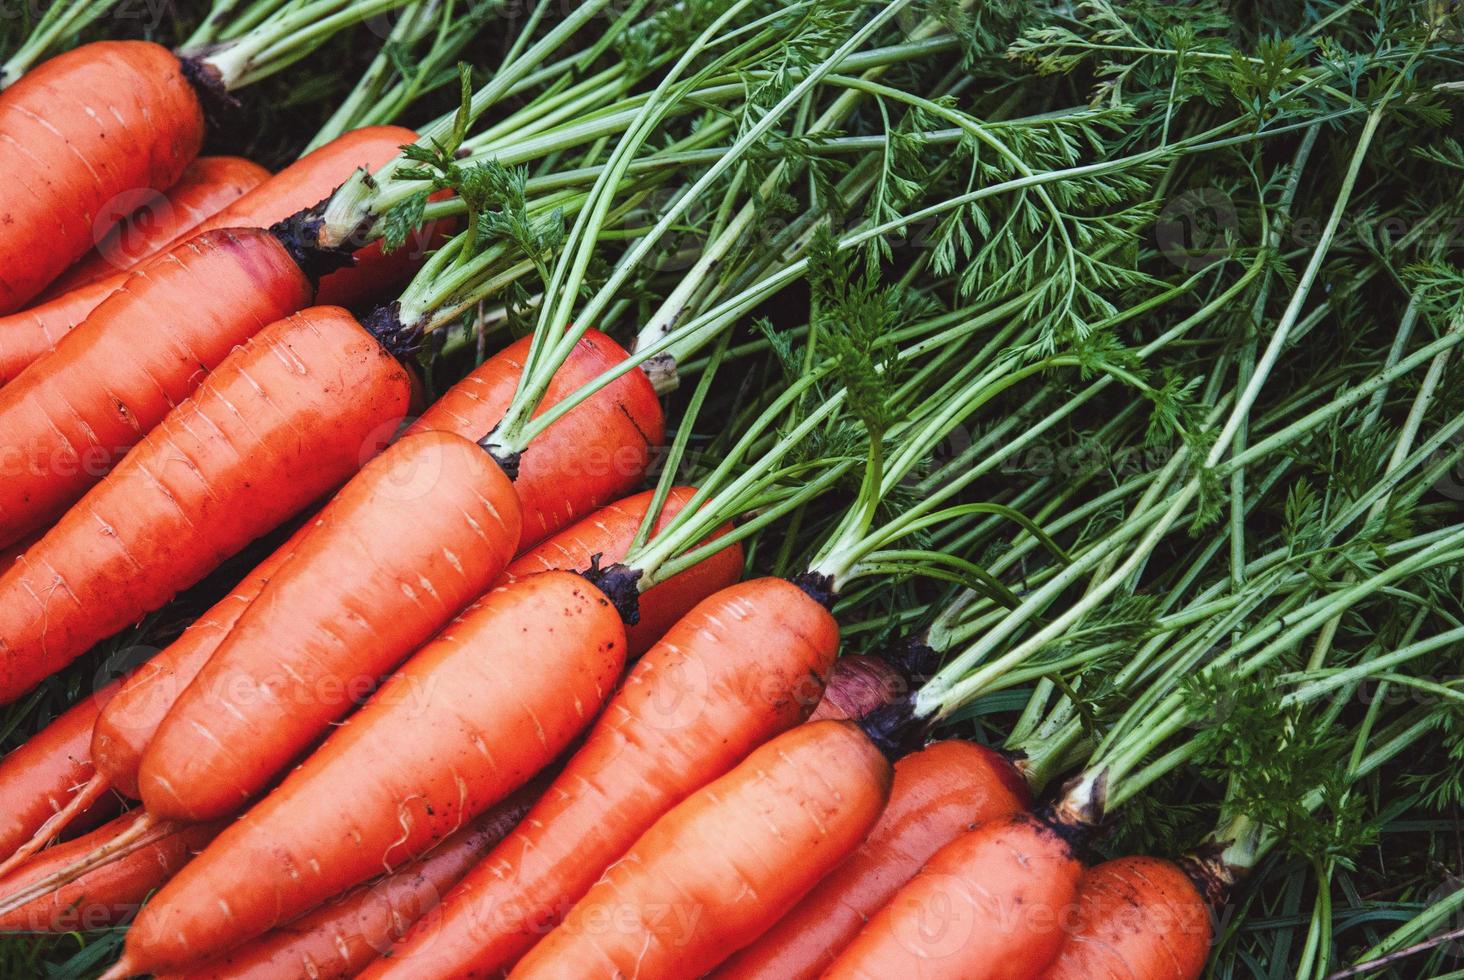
[712,740,1032,980]
[91,519,317,799]
[409,328,664,549]
[0,41,203,312]
[1038,856,1212,980]
[137,429,522,822]
[822,812,1084,980]
[0,682,123,864]
[96,479,711,811]
[0,809,221,932]
[0,227,314,549]
[508,720,893,980]
[0,305,413,702]
[360,577,838,980]
[41,156,270,297]
[160,784,542,980]
[0,126,424,387]
[0,273,138,388]
[0,521,314,903]
[503,485,743,656]
[0,537,29,569]
[186,125,436,310]
[108,571,626,976]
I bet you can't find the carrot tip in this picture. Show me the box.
[177,55,238,114]
[268,210,357,284]
[789,571,837,610]
[478,434,522,479]
[581,558,643,626]
[363,299,422,360]
[96,955,136,980]
[883,634,943,678]
[1175,845,1239,910]
[856,692,927,763]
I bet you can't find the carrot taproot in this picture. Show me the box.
[408,328,664,550]
[1038,856,1212,980]
[507,719,893,980]
[0,518,320,873]
[0,41,204,312]
[359,576,838,980]
[0,304,413,703]
[91,518,317,800]
[0,227,314,549]
[0,681,123,866]
[0,126,425,387]
[108,571,626,976]
[822,812,1084,980]
[160,783,542,980]
[137,429,522,822]
[0,809,221,932]
[41,156,270,297]
[503,485,743,656]
[712,740,1032,980]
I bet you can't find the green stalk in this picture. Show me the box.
[198,0,423,90]
[0,0,117,85]
[487,0,919,460]
[181,0,288,52]
[305,0,453,151]
[318,0,624,247]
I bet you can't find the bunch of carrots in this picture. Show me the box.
[2,1,1464,979]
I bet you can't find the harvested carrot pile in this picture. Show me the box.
[3,2,1464,979]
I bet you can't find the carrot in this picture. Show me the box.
[0,41,204,312]
[0,126,424,387]
[712,740,1032,980]
[0,809,221,932]
[360,577,838,980]
[822,812,1084,980]
[1038,856,1212,980]
[409,328,665,549]
[0,536,31,569]
[0,520,317,881]
[91,519,316,800]
[101,482,722,811]
[0,227,314,550]
[160,784,542,980]
[107,571,626,976]
[503,485,744,656]
[137,429,522,822]
[41,156,270,297]
[0,682,123,866]
[0,305,413,703]
[186,125,437,310]
[507,719,892,980]
[0,273,138,388]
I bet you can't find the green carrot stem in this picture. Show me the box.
[489,0,919,459]
[0,0,117,85]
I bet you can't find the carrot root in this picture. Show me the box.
[0,772,111,880]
